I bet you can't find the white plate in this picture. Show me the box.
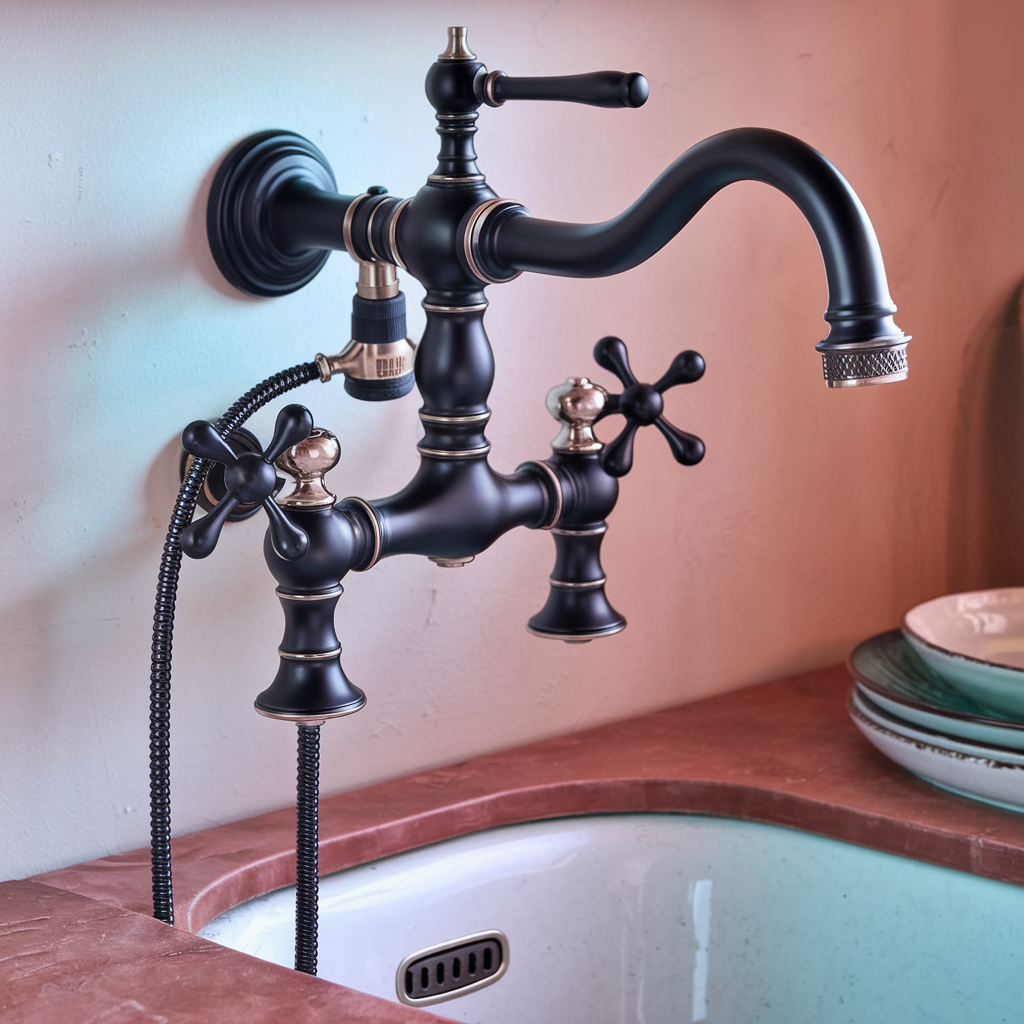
[849,689,1024,812]
[852,688,1024,763]
[903,589,1024,718]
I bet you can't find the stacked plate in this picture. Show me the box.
[849,588,1024,812]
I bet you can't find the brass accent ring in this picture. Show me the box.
[343,193,372,263]
[278,646,343,661]
[517,460,563,530]
[419,410,491,425]
[428,173,486,184]
[315,352,333,383]
[483,70,506,107]
[388,197,412,271]
[550,577,607,589]
[276,586,344,601]
[345,496,382,571]
[552,524,607,537]
[417,444,492,458]
[255,705,362,724]
[366,200,387,262]
[422,301,489,314]
[464,198,525,285]
[526,623,626,641]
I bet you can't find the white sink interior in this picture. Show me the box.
[200,814,1024,1023]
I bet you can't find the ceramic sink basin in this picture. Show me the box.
[199,813,1024,1024]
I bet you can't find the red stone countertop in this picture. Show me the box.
[7,663,1024,1021]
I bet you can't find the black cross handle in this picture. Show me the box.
[180,404,313,560]
[593,336,706,478]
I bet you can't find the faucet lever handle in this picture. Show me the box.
[593,336,706,478]
[180,404,314,560]
[481,70,649,109]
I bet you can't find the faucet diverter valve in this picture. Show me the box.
[314,187,418,402]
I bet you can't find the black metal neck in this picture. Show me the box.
[425,55,486,183]
[431,111,482,182]
[417,306,492,417]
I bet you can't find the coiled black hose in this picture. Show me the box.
[295,724,321,975]
[149,361,320,924]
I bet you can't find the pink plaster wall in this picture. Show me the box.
[510,0,1024,690]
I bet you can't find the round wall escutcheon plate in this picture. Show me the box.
[207,130,337,297]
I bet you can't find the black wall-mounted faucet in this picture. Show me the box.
[195,24,909,692]
[149,25,909,958]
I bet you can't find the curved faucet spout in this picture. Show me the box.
[488,127,908,385]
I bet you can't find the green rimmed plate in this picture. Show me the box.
[848,630,1024,751]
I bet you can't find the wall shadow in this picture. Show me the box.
[947,280,1024,591]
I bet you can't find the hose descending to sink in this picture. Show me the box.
[148,361,320,925]
[295,724,321,974]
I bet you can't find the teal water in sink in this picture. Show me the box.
[199,814,1024,1023]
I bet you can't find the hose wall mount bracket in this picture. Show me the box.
[207,130,337,297]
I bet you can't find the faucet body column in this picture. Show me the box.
[371,306,549,559]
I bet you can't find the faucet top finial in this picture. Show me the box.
[439,26,475,62]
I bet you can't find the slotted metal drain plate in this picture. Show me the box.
[397,929,508,1006]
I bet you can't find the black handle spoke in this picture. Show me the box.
[181,421,238,465]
